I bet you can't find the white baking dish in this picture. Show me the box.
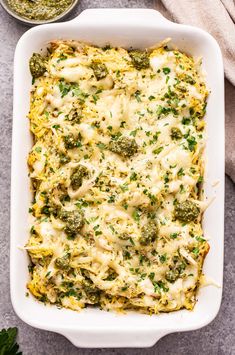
[11,9,225,348]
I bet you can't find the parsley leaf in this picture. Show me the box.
[130,172,138,181]
[0,327,22,355]
[177,168,185,177]
[170,232,179,239]
[92,94,99,104]
[132,209,141,221]
[57,53,68,62]
[35,147,41,153]
[153,146,163,155]
[192,247,200,256]
[58,80,70,98]
[134,90,142,102]
[187,136,197,151]
[159,253,167,263]
[52,124,60,130]
[163,67,171,75]
[129,129,138,137]
[196,236,206,242]
[96,142,106,150]
[153,281,169,293]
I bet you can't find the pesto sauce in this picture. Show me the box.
[7,0,75,21]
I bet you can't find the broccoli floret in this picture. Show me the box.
[139,220,159,246]
[29,53,47,78]
[170,127,182,140]
[129,50,150,70]
[59,210,84,239]
[109,136,138,157]
[70,165,89,190]
[174,201,200,223]
[90,61,108,80]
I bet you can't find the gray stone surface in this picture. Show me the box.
[0,0,234,354]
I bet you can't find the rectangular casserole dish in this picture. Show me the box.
[11,8,225,348]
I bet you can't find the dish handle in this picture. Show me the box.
[69,8,172,26]
[61,329,169,348]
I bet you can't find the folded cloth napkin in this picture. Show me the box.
[154,0,235,181]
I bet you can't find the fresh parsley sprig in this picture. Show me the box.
[0,327,22,355]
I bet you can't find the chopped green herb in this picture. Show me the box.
[170,233,179,239]
[123,203,129,210]
[59,80,71,98]
[187,136,197,151]
[134,90,142,102]
[52,124,60,129]
[130,172,138,181]
[153,281,169,293]
[149,272,155,281]
[182,117,191,125]
[96,142,106,150]
[35,146,42,153]
[120,183,129,192]
[130,129,138,137]
[198,176,204,183]
[163,67,171,75]
[159,254,167,263]
[92,94,99,104]
[192,247,200,256]
[153,146,163,155]
[107,195,116,203]
[196,236,206,242]
[57,53,68,62]
[177,168,185,177]
[132,209,141,222]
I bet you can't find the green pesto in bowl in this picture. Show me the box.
[7,0,75,21]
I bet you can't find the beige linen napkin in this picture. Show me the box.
[154,0,235,181]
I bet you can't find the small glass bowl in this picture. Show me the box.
[0,0,79,26]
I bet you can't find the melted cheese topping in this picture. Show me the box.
[26,40,209,314]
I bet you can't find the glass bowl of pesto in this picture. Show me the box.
[0,0,79,25]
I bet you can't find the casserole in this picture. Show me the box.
[11,9,224,348]
[26,40,210,313]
